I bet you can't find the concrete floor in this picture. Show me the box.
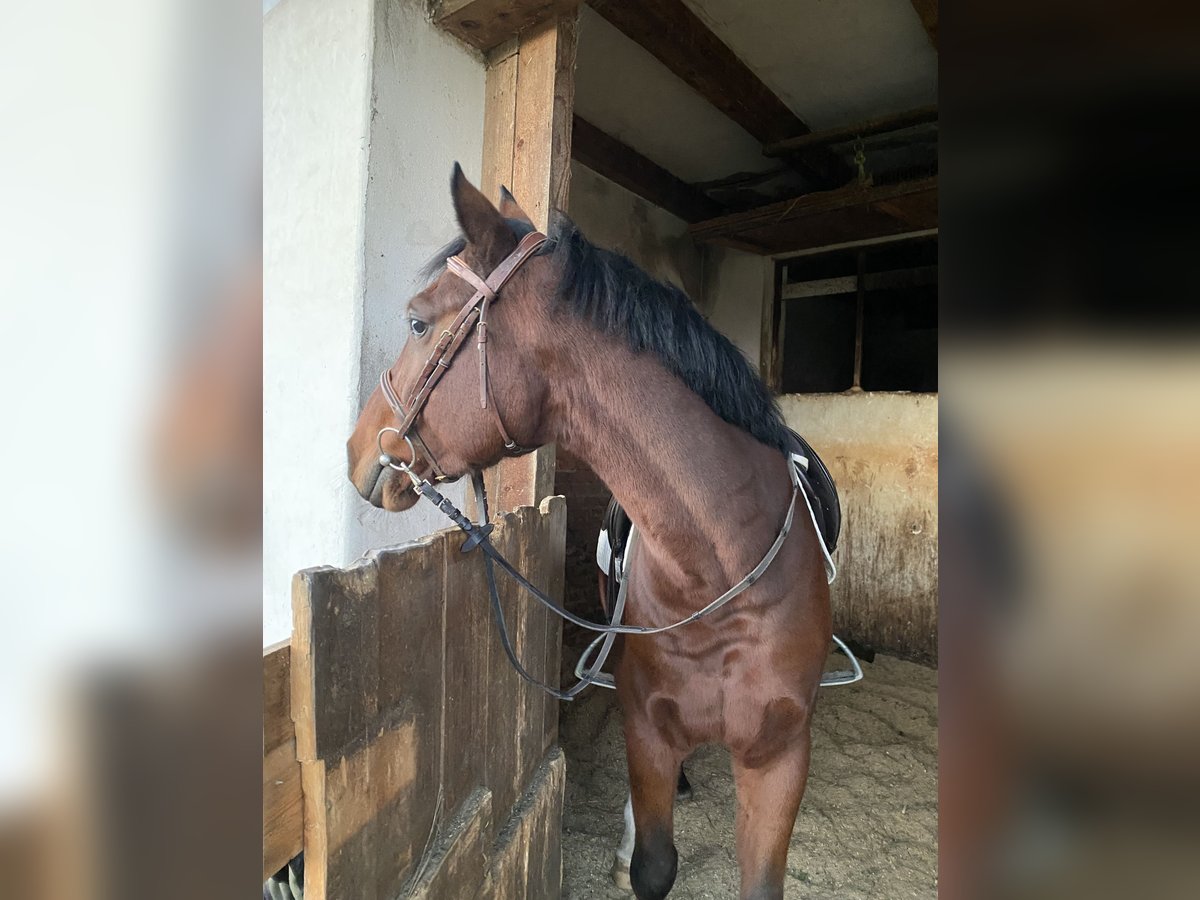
[559,654,938,899]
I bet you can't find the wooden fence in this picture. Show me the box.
[264,497,568,899]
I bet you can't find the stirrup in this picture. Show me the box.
[819,633,864,687]
[574,633,616,689]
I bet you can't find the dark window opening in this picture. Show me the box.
[777,237,937,393]
[861,284,937,391]
[780,293,857,393]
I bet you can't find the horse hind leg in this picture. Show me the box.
[732,711,814,900]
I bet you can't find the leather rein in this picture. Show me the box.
[376,231,800,701]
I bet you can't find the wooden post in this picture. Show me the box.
[478,13,577,514]
[762,260,784,392]
[853,250,866,390]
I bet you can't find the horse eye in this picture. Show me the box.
[410,318,428,337]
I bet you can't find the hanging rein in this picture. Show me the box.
[376,231,804,700]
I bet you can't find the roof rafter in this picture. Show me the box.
[587,0,850,187]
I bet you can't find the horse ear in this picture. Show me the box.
[498,186,535,227]
[450,163,512,258]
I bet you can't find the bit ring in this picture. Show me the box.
[376,427,417,472]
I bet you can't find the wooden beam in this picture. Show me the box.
[909,0,939,50]
[691,177,938,240]
[587,0,847,186]
[263,641,303,881]
[571,116,722,222]
[764,105,938,157]
[479,15,578,513]
[689,176,938,254]
[433,0,581,52]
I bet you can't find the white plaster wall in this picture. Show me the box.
[779,392,939,660]
[264,0,374,645]
[345,0,486,559]
[263,0,485,645]
[704,245,768,367]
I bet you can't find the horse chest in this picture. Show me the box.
[629,632,806,750]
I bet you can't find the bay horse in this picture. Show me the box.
[346,165,832,900]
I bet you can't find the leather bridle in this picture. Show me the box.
[377,230,547,480]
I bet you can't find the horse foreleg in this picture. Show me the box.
[614,763,692,891]
[612,793,636,890]
[731,728,813,900]
[623,717,684,900]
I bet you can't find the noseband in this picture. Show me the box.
[377,230,547,480]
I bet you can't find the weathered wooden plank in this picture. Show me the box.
[320,717,432,900]
[486,747,566,900]
[484,511,525,842]
[292,537,448,900]
[300,760,329,899]
[513,506,547,796]
[540,495,567,750]
[264,643,303,879]
[511,15,577,231]
[762,261,783,390]
[263,738,304,880]
[433,0,581,53]
[442,528,494,820]
[374,539,447,753]
[292,537,446,763]
[763,105,938,157]
[292,564,381,761]
[409,789,493,900]
[263,640,293,755]
[689,177,939,255]
[485,13,576,514]
[481,51,518,201]
[289,504,566,900]
[690,177,939,240]
[571,116,723,223]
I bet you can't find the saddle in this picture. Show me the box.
[601,429,841,614]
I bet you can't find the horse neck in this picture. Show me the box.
[543,330,792,596]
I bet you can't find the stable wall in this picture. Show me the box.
[779,392,938,661]
[263,0,485,645]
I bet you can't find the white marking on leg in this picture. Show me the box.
[617,792,635,865]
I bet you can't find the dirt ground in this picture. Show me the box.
[558,654,938,899]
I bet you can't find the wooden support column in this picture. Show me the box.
[479,13,577,514]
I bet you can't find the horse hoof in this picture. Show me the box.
[611,857,632,892]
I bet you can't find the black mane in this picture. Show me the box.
[551,220,790,452]
[419,218,791,452]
